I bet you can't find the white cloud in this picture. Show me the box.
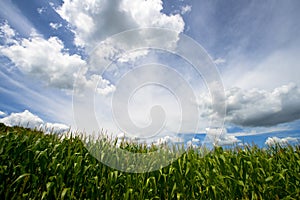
[0,29,86,90]
[42,122,70,133]
[181,5,192,15]
[0,0,36,37]
[121,0,184,31]
[37,7,46,14]
[0,23,115,96]
[265,136,298,146]
[1,0,187,101]
[0,110,44,128]
[0,110,69,133]
[225,83,300,126]
[117,132,126,139]
[96,76,116,95]
[217,135,240,146]
[187,137,201,148]
[154,135,183,146]
[187,140,197,148]
[55,0,185,58]
[0,111,6,116]
[198,83,300,127]
[204,127,240,146]
[49,22,62,30]
[0,21,16,44]
[0,21,15,38]
[213,57,226,65]
[74,71,116,96]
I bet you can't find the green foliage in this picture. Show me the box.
[0,123,300,199]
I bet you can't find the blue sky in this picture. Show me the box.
[0,0,300,147]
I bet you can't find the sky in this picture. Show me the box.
[0,0,300,148]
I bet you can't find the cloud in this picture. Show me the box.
[186,137,201,148]
[2,0,187,98]
[213,57,226,65]
[42,122,70,134]
[181,5,192,15]
[49,22,62,30]
[265,136,298,146]
[55,0,185,59]
[0,0,36,37]
[0,23,115,96]
[73,71,116,95]
[204,127,240,146]
[154,135,183,146]
[198,83,300,127]
[0,27,86,90]
[1,1,187,136]
[0,21,15,39]
[55,0,186,75]
[225,83,300,127]
[117,132,126,139]
[0,111,6,116]
[227,45,300,90]
[0,110,69,133]
[0,110,44,128]
[186,140,196,148]
[37,7,46,14]
[217,135,240,146]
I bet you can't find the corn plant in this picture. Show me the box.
[0,123,299,199]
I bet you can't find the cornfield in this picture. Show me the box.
[1,123,299,199]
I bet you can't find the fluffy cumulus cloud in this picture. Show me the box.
[198,83,300,127]
[0,23,85,90]
[0,110,69,133]
[55,0,185,65]
[56,0,184,48]
[205,127,240,146]
[0,22,115,95]
[0,110,44,128]
[217,135,240,146]
[265,136,298,146]
[43,122,70,133]
[226,83,300,127]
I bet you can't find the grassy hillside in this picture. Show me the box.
[0,123,300,199]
